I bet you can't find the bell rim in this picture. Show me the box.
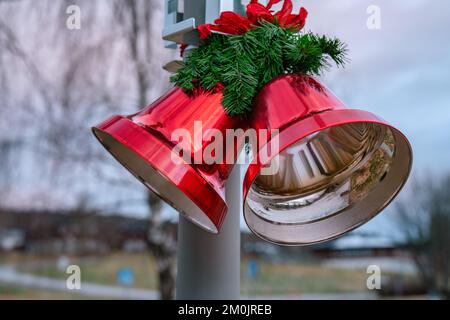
[92,115,228,234]
[242,108,413,246]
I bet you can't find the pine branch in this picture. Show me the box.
[171,23,348,116]
[221,35,259,116]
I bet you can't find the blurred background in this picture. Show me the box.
[0,0,449,300]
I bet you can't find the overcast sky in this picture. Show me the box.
[297,0,450,237]
[2,0,449,241]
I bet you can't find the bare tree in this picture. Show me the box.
[113,0,178,300]
[0,0,177,299]
[394,176,450,298]
[146,191,177,300]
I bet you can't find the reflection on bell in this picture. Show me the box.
[243,74,412,245]
[92,87,244,234]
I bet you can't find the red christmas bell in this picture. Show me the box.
[243,74,413,245]
[92,87,244,234]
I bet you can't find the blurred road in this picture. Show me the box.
[0,265,158,299]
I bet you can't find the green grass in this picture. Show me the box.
[17,252,158,290]
[0,282,92,300]
[240,260,368,295]
[7,252,369,296]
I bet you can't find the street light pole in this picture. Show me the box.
[163,0,243,300]
[176,166,241,299]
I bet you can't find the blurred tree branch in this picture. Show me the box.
[394,176,450,298]
[114,0,177,300]
[0,0,177,299]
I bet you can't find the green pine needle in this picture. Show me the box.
[171,23,348,116]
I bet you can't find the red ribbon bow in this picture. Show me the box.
[198,0,308,39]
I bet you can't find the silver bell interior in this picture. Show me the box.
[244,122,412,245]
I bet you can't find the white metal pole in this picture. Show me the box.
[173,0,242,301]
[176,165,241,299]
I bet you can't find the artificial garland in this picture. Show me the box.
[171,0,348,117]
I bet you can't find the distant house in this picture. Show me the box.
[0,209,152,254]
[312,233,418,275]
[0,229,25,251]
[313,233,406,259]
